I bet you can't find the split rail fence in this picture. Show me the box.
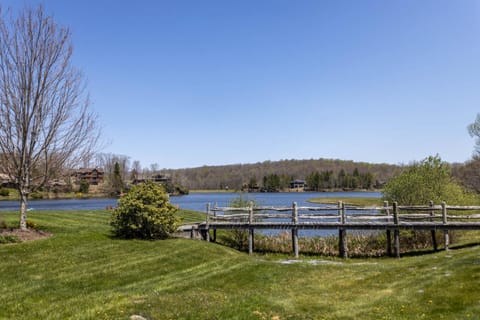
[180,201,480,258]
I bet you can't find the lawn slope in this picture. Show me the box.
[0,209,479,319]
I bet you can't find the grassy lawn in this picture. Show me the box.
[308,197,384,206]
[1,209,479,319]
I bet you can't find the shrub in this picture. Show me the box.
[383,155,477,205]
[110,181,180,239]
[0,188,9,197]
[29,191,43,200]
[26,220,38,230]
[0,234,20,244]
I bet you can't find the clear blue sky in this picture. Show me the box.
[3,0,480,169]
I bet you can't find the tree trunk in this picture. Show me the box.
[19,190,28,230]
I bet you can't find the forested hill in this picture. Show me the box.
[164,159,400,191]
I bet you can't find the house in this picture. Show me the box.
[132,173,171,185]
[289,179,307,191]
[72,168,104,185]
[0,173,16,188]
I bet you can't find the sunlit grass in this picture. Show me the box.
[0,209,479,319]
[308,196,384,206]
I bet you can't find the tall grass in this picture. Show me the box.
[219,230,458,258]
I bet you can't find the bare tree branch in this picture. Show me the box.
[0,5,101,229]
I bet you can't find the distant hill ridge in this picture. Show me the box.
[163,158,400,190]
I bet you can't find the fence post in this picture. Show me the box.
[384,201,392,257]
[338,201,348,258]
[205,203,210,242]
[248,201,254,255]
[292,202,299,258]
[430,200,438,251]
[190,224,195,239]
[442,201,449,251]
[393,201,400,258]
[212,202,217,242]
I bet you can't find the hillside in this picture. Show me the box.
[163,158,400,190]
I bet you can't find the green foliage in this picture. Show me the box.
[0,188,9,197]
[262,174,291,191]
[111,161,123,195]
[383,155,476,205]
[0,234,19,244]
[29,191,43,199]
[0,218,7,229]
[26,220,38,230]
[110,181,180,239]
[79,180,89,194]
[307,168,375,191]
[162,181,189,195]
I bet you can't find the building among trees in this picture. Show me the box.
[72,168,104,185]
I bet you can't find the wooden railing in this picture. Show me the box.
[178,201,480,258]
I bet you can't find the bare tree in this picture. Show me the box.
[130,160,141,181]
[0,6,100,229]
[468,113,480,155]
[95,153,130,192]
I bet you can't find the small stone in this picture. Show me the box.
[130,315,147,320]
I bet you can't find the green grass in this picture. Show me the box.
[1,209,480,319]
[308,196,384,206]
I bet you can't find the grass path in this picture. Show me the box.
[1,209,479,319]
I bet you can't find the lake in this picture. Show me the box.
[0,191,382,237]
[0,191,381,212]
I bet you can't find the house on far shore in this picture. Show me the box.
[72,168,104,185]
[289,179,307,192]
[132,173,171,185]
[0,173,16,188]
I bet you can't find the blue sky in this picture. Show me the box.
[3,0,480,169]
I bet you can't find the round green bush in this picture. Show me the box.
[110,182,180,239]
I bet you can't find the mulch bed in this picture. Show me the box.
[0,228,52,243]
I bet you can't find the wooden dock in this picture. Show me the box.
[178,201,480,258]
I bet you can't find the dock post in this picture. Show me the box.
[430,200,438,251]
[442,202,449,251]
[205,203,210,242]
[292,202,299,258]
[393,202,400,258]
[248,201,254,255]
[338,201,348,258]
[384,201,392,257]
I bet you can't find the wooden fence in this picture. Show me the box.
[178,201,480,258]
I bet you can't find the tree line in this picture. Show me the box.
[162,158,399,191]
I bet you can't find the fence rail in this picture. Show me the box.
[178,201,480,258]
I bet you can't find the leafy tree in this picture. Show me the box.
[0,6,100,229]
[110,182,180,239]
[79,181,89,194]
[111,162,123,195]
[383,155,475,205]
[263,174,281,192]
[306,171,320,191]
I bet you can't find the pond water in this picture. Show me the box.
[0,191,381,212]
[0,192,382,237]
